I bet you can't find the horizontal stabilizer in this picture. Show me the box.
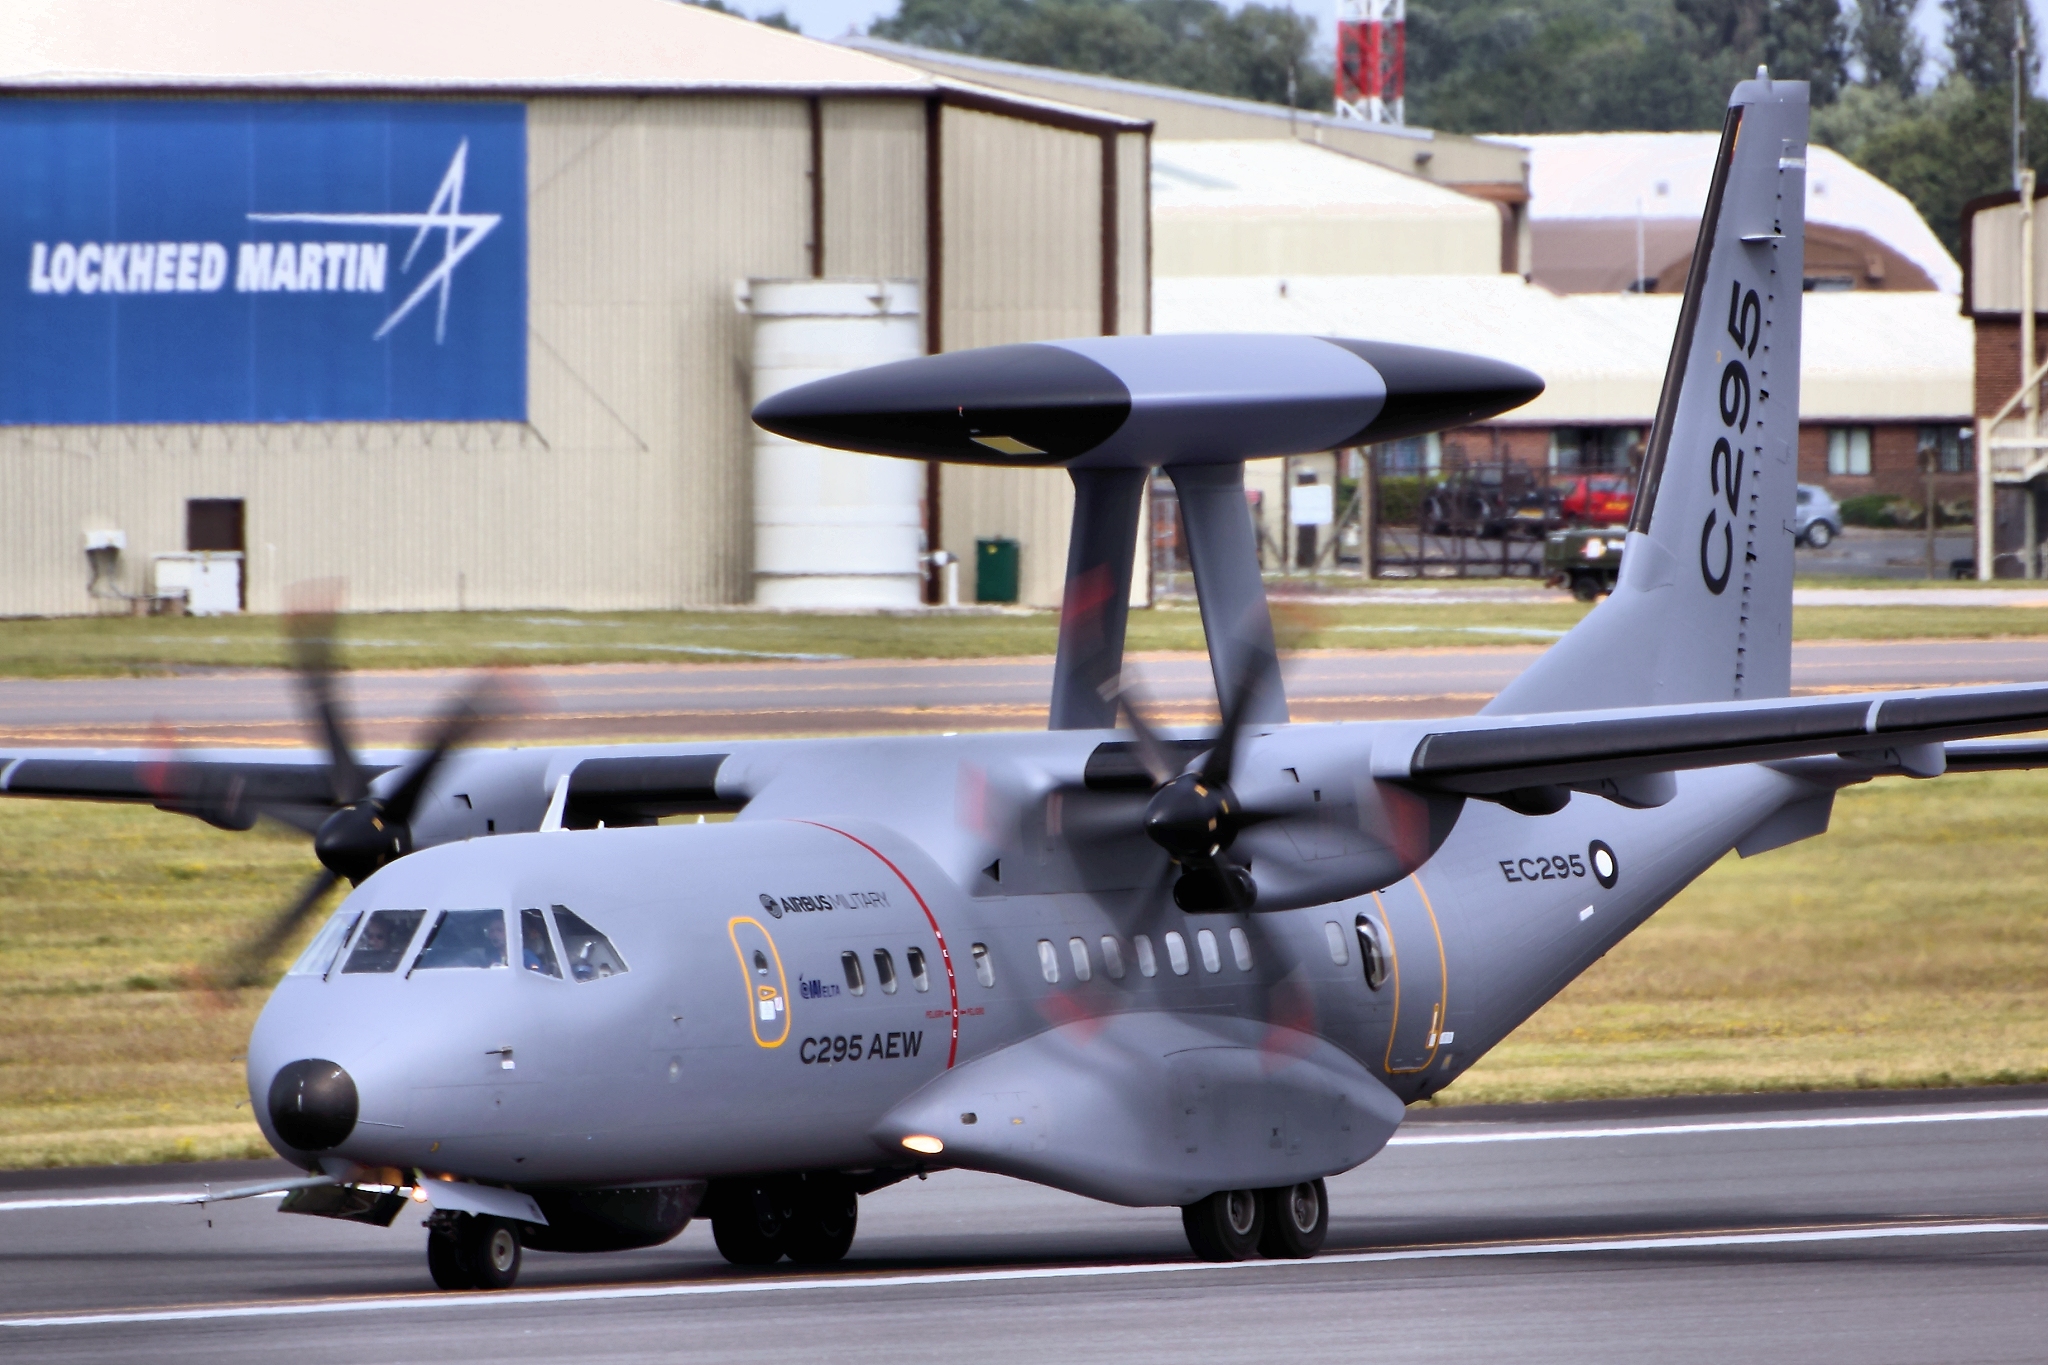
[1381,682,2048,799]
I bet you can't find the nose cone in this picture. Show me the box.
[752,342,1131,465]
[267,1059,358,1152]
[1326,339,1545,445]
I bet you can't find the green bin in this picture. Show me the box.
[976,537,1020,604]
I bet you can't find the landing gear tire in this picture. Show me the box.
[784,1183,859,1266]
[1256,1179,1328,1259]
[711,1184,791,1266]
[427,1212,523,1290]
[1181,1188,1263,1262]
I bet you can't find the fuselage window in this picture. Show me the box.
[754,949,770,976]
[1134,934,1158,978]
[340,909,425,975]
[552,906,629,982]
[1099,936,1126,980]
[841,949,867,996]
[1228,926,1253,971]
[1068,937,1092,982]
[971,942,995,988]
[411,910,509,972]
[1323,920,1349,966]
[1164,931,1190,976]
[1355,914,1390,991]
[520,908,562,978]
[907,945,931,992]
[875,949,899,995]
[288,908,360,978]
[1196,928,1222,973]
[1037,938,1060,984]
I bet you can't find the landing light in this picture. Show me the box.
[901,1134,945,1155]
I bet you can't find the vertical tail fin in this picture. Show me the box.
[1487,75,1808,716]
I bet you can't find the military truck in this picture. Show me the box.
[1546,526,1627,600]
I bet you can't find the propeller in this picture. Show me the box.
[1114,657,1272,914]
[210,613,508,988]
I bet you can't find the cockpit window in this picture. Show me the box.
[520,908,562,978]
[288,909,360,978]
[411,910,509,972]
[552,906,628,981]
[340,909,426,975]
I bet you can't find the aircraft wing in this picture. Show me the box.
[1380,683,2048,800]
[0,749,392,831]
[1941,737,2048,772]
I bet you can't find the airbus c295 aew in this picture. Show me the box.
[9,74,2045,1290]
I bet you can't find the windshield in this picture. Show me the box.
[339,909,426,975]
[552,906,628,982]
[287,909,360,978]
[411,910,508,972]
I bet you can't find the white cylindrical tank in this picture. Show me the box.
[741,278,924,608]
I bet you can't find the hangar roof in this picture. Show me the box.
[0,0,934,92]
[1153,274,1971,423]
[1509,132,1960,295]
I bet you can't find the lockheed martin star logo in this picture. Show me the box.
[247,140,501,343]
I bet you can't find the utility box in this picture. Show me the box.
[153,552,243,615]
[976,537,1020,604]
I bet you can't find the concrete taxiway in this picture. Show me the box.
[3,1088,2045,1363]
[1,638,2044,747]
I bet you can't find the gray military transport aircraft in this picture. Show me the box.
[9,73,2048,1290]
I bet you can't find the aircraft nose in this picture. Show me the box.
[267,1059,358,1151]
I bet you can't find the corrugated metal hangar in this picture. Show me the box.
[0,0,1150,614]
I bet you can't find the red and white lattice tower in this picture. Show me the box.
[1334,0,1404,125]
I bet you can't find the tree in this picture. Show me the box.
[1850,0,1923,95]
[1943,0,2035,90]
[872,0,1326,107]
[1764,0,1851,103]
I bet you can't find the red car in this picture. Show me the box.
[1556,474,1634,525]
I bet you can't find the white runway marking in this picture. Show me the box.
[6,1219,2046,1330]
[1387,1105,2048,1147]
[0,1190,288,1213]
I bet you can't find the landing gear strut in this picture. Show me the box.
[426,1211,524,1290]
[709,1175,860,1267]
[1182,1179,1327,1262]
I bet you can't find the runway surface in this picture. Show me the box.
[2,1089,2044,1363]
[2,638,2046,746]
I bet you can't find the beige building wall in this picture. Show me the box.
[933,105,1152,609]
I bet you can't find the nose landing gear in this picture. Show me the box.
[426,1211,525,1290]
[708,1175,859,1267]
[1181,1179,1328,1262]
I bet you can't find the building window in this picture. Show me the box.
[1549,427,1644,472]
[1372,433,1441,473]
[1918,424,1972,473]
[1827,427,1873,476]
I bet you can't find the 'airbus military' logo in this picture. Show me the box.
[759,893,782,920]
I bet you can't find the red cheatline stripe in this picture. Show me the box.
[800,821,959,1068]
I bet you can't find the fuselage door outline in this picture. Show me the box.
[729,916,792,1048]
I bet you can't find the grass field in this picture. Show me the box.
[3,773,2047,1166]
[6,597,2048,676]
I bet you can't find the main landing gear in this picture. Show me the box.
[426,1211,524,1290]
[1181,1179,1329,1261]
[709,1175,859,1267]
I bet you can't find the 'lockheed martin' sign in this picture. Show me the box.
[0,101,527,425]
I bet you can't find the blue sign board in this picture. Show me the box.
[0,100,526,425]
